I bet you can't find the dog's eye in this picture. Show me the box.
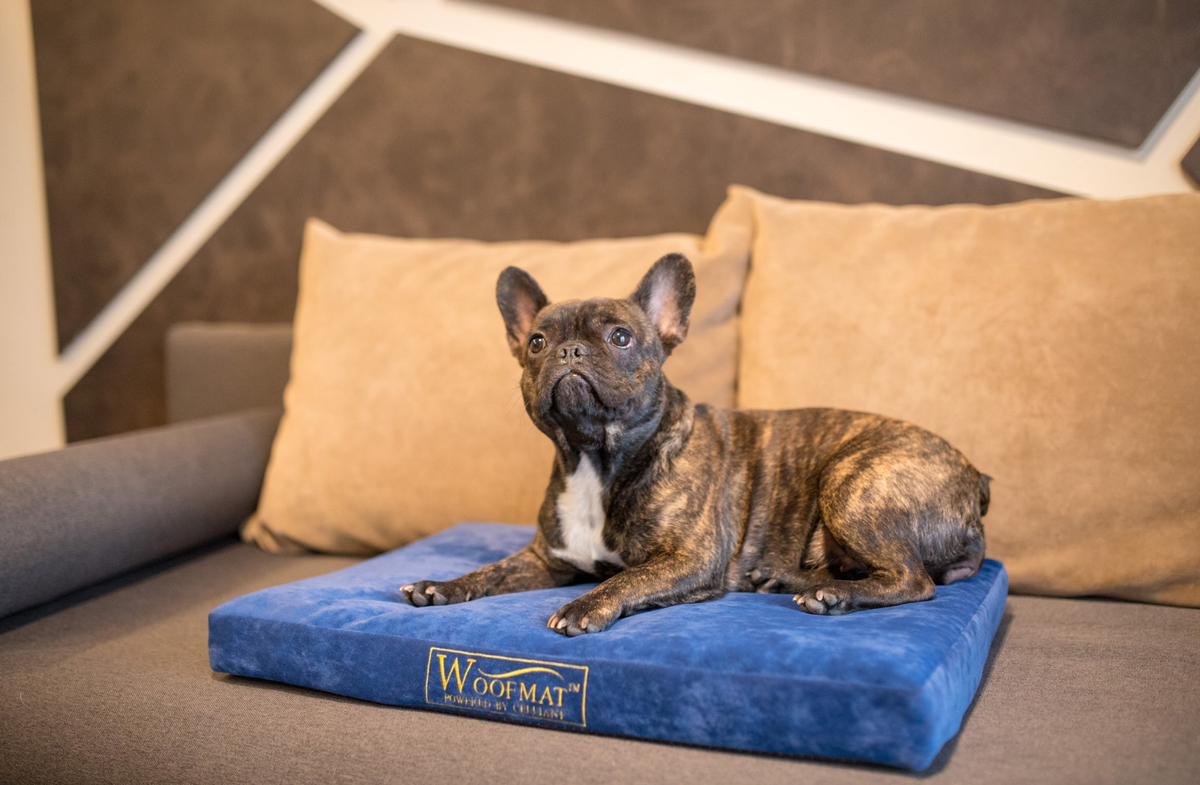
[609,328,633,348]
[528,334,546,354]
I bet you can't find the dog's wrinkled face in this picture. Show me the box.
[496,254,696,447]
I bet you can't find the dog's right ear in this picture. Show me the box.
[496,266,550,358]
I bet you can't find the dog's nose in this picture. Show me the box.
[559,343,589,362]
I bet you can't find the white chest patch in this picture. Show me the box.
[550,455,624,572]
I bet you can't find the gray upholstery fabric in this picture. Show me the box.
[166,322,292,423]
[0,409,280,619]
[1,541,1197,784]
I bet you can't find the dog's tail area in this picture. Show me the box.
[978,473,992,517]
[979,470,988,520]
[934,472,991,586]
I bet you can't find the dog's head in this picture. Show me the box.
[496,254,695,447]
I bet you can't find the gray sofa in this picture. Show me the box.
[2,323,1197,784]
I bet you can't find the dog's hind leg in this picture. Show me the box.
[746,565,838,594]
[791,498,938,614]
[793,563,935,615]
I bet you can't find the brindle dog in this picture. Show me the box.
[401,254,990,635]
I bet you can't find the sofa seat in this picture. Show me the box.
[1,540,1197,784]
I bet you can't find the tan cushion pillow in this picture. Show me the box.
[243,190,753,554]
[736,186,1200,607]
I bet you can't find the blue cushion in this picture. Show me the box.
[210,523,1007,770]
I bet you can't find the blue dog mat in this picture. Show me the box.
[210,523,1007,770]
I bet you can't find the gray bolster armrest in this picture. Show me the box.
[0,407,281,619]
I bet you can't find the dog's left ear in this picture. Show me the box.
[497,266,550,359]
[631,253,696,354]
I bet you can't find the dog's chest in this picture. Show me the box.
[550,455,624,572]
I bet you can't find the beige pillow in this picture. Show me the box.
[244,190,753,554]
[735,186,1200,607]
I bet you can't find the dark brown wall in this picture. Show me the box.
[32,2,1196,441]
[1185,138,1200,186]
[31,0,355,350]
[485,0,1200,147]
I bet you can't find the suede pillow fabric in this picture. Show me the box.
[735,186,1200,607]
[244,192,752,554]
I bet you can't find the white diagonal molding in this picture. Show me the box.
[318,0,1199,200]
[54,27,393,394]
[1142,66,1200,170]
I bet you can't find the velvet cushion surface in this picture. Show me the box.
[210,523,1008,771]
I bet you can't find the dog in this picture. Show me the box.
[401,254,990,635]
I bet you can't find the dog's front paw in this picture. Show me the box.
[399,579,474,607]
[794,585,848,615]
[547,596,618,636]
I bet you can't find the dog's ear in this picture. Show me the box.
[496,266,550,358]
[631,253,696,354]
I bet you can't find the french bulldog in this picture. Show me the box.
[401,254,990,635]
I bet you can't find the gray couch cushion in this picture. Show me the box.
[166,322,292,423]
[0,409,279,619]
[1,542,1197,783]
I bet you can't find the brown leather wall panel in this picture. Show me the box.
[1184,137,1200,186]
[485,0,1200,147]
[62,36,1059,441]
[31,0,356,349]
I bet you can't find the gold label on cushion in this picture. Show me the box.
[424,647,589,727]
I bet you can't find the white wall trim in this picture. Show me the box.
[0,0,64,460]
[1142,66,1200,170]
[54,27,393,395]
[319,0,1200,200]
